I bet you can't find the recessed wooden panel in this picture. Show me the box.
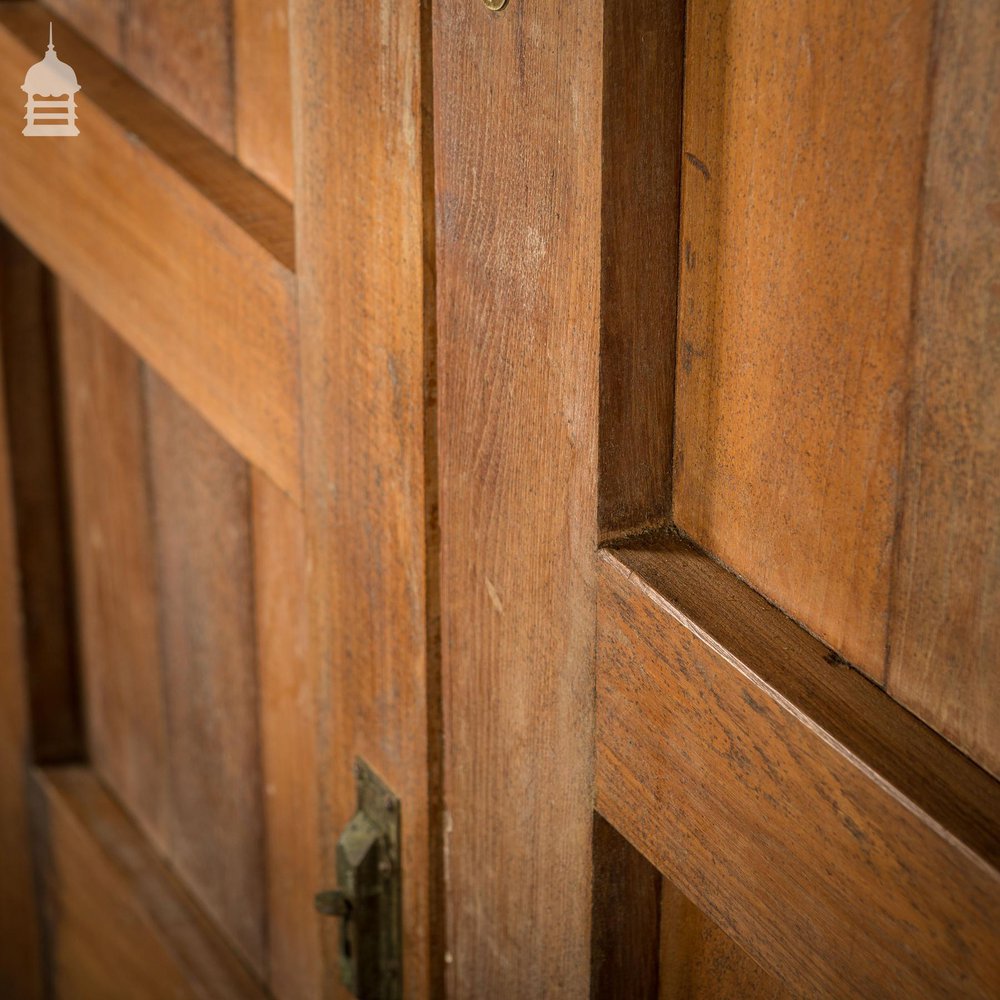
[596,537,1000,998]
[0,228,81,762]
[252,470,322,1000]
[58,286,168,852]
[145,371,265,974]
[673,0,935,676]
[591,814,661,1000]
[0,249,44,1000]
[234,0,294,200]
[0,5,300,499]
[659,880,789,1000]
[598,0,684,538]
[290,0,439,993]
[43,0,120,57]
[122,0,235,151]
[887,0,1000,778]
[33,766,267,1000]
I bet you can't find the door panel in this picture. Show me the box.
[0,0,997,996]
[886,0,1000,776]
[673,0,934,679]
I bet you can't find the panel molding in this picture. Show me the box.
[596,533,1000,999]
[0,3,301,499]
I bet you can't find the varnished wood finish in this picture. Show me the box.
[590,814,660,1000]
[673,0,934,676]
[0,228,81,762]
[145,372,265,974]
[599,0,684,539]
[234,0,294,200]
[253,470,323,1000]
[290,0,439,993]
[434,1,602,992]
[0,4,301,499]
[0,246,44,1000]
[887,0,1000,778]
[596,535,1000,998]
[33,766,267,1000]
[58,286,168,852]
[659,880,789,1000]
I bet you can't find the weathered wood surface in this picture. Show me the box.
[145,371,265,974]
[672,0,934,677]
[659,879,790,1000]
[290,0,439,993]
[887,0,1000,778]
[434,0,603,993]
[0,4,300,499]
[597,536,1000,998]
[33,766,268,1000]
[253,469,323,1000]
[59,286,168,852]
[598,0,684,538]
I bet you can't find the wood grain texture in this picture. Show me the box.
[145,371,265,975]
[672,0,935,676]
[598,0,684,538]
[887,0,1000,777]
[596,535,1000,998]
[0,4,301,499]
[58,285,168,853]
[43,0,120,57]
[290,0,439,994]
[590,813,660,1000]
[659,880,789,1000]
[122,0,235,151]
[233,0,294,200]
[0,228,81,762]
[434,1,602,993]
[33,766,267,1000]
[252,470,322,1000]
[0,250,44,1000]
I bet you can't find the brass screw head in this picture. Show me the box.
[483,0,509,10]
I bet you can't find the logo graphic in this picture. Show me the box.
[21,23,80,137]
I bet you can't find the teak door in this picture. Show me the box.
[1,1,998,999]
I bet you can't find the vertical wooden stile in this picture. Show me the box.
[290,0,441,994]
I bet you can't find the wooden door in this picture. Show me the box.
[0,1,436,997]
[0,0,997,998]
[433,0,999,996]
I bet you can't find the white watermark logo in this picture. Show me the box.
[22,23,80,137]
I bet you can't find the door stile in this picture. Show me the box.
[290,1,442,995]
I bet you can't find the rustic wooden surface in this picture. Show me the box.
[34,766,267,1000]
[0,4,300,500]
[58,286,168,853]
[233,0,294,200]
[122,0,234,152]
[290,0,439,994]
[434,0,602,993]
[0,229,81,763]
[659,879,789,1000]
[145,371,265,975]
[0,237,44,1000]
[887,0,1000,778]
[597,536,1000,998]
[598,0,684,539]
[253,469,323,1000]
[672,0,934,677]
[590,814,661,1000]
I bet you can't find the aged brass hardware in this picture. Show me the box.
[483,0,509,10]
[314,759,401,999]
